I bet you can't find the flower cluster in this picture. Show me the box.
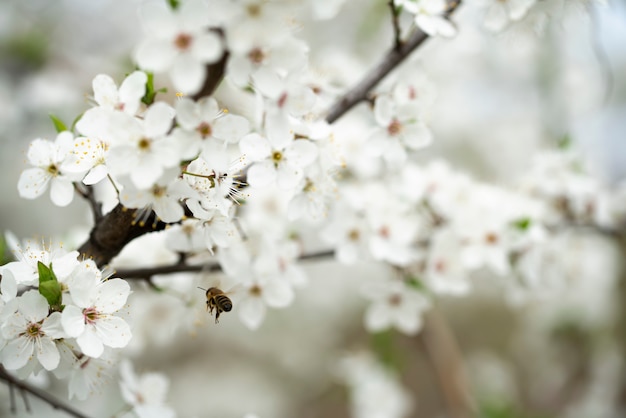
[0,241,131,399]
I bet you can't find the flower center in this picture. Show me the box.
[250,284,262,297]
[83,307,99,324]
[197,122,213,138]
[388,294,402,306]
[47,164,59,176]
[485,232,499,245]
[26,322,43,337]
[246,4,261,17]
[138,138,151,151]
[248,47,266,64]
[387,119,403,136]
[378,225,390,239]
[272,150,283,165]
[348,229,360,241]
[174,33,193,51]
[434,259,446,273]
[151,184,166,198]
[277,92,288,108]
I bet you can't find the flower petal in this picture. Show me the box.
[171,53,206,94]
[239,133,271,162]
[37,337,60,370]
[144,102,175,138]
[17,168,50,199]
[238,297,266,330]
[94,279,130,313]
[76,326,104,358]
[191,32,223,63]
[92,74,119,108]
[61,305,86,338]
[2,337,33,370]
[50,178,74,207]
[95,316,132,349]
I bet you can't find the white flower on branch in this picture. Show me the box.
[105,102,179,190]
[1,291,66,371]
[0,237,79,286]
[228,35,309,88]
[397,0,458,38]
[119,360,176,418]
[173,97,250,160]
[61,271,132,358]
[368,94,433,166]
[120,174,196,224]
[89,71,147,116]
[17,131,85,207]
[362,279,431,335]
[134,0,224,94]
[240,114,318,189]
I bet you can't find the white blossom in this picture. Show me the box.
[134,0,223,94]
[1,291,65,371]
[17,131,85,206]
[119,360,176,418]
[61,273,132,358]
[362,279,431,335]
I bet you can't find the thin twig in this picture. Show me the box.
[389,0,402,50]
[419,308,475,418]
[0,366,91,418]
[325,0,463,124]
[115,249,336,280]
[73,183,103,222]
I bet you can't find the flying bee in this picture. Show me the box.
[198,286,234,324]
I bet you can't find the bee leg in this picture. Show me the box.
[215,310,220,324]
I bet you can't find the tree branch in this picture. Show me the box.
[76,2,461,268]
[73,183,102,223]
[388,0,402,50]
[114,249,336,280]
[325,0,462,124]
[0,366,91,418]
[419,308,475,418]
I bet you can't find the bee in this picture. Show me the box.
[198,286,233,324]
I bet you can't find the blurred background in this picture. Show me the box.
[1,0,626,417]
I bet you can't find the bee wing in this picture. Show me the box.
[201,275,223,289]
[224,283,245,302]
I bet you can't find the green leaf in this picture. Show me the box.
[167,0,180,9]
[37,261,63,309]
[511,218,531,231]
[141,72,157,106]
[70,112,84,132]
[140,73,167,106]
[49,114,68,133]
[558,134,571,149]
[370,330,401,371]
[406,276,426,291]
[0,234,10,265]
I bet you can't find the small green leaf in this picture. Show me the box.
[167,0,180,9]
[406,276,426,291]
[49,114,68,133]
[511,218,531,231]
[37,261,63,309]
[141,72,158,105]
[70,112,84,132]
[0,234,10,265]
[558,134,571,149]
[370,330,401,371]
